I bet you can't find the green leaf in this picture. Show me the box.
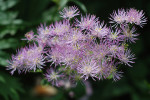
[0,0,18,11]
[52,0,68,9]
[42,6,60,22]
[0,71,24,100]
[0,11,19,25]
[0,38,19,49]
[0,57,8,66]
[0,50,9,66]
[0,75,5,83]
[52,0,60,5]
[0,11,22,38]
[59,0,68,9]
[12,19,23,25]
[10,88,19,100]
[0,26,20,38]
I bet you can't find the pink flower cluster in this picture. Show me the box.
[109,8,147,27]
[7,6,147,86]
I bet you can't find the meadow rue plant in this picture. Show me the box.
[6,6,147,87]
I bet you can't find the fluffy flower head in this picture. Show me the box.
[60,6,80,19]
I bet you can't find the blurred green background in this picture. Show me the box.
[0,0,150,100]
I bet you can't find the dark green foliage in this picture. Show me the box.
[0,0,22,67]
[0,0,150,100]
[0,71,24,100]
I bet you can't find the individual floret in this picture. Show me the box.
[109,9,127,26]
[91,21,109,38]
[51,20,71,36]
[117,49,135,67]
[59,6,80,19]
[77,57,99,80]
[126,8,147,27]
[24,31,35,41]
[121,25,139,43]
[108,28,123,41]
[45,68,62,86]
[76,14,99,31]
